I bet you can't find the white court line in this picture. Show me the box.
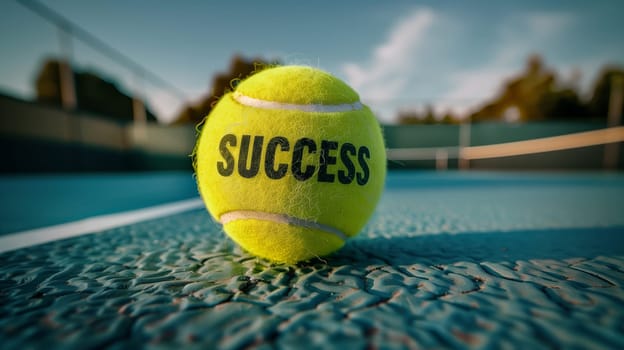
[0,198,204,254]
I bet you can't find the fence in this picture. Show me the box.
[2,0,187,124]
[0,93,195,172]
[2,1,622,172]
[2,92,622,172]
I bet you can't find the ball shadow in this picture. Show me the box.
[330,226,624,266]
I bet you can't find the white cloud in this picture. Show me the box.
[526,12,575,38]
[439,68,512,117]
[342,10,591,122]
[342,8,436,108]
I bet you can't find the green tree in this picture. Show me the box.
[537,88,589,120]
[173,55,279,124]
[35,58,158,122]
[397,106,459,124]
[470,55,591,122]
[588,66,624,122]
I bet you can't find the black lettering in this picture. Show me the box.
[338,143,356,184]
[356,146,370,185]
[238,135,264,178]
[265,136,289,179]
[292,138,316,181]
[217,134,236,176]
[318,140,338,182]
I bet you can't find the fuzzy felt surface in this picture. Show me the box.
[224,220,344,264]
[237,66,360,105]
[195,66,386,263]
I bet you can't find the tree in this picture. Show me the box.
[588,66,624,122]
[173,55,280,124]
[469,55,591,122]
[537,88,588,120]
[397,105,459,125]
[35,58,158,122]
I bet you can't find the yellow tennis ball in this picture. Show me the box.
[195,65,386,263]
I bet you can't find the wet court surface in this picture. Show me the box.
[1,172,623,349]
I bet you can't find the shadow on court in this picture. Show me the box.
[336,226,624,266]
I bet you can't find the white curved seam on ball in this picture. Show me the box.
[219,210,349,241]
[232,91,363,113]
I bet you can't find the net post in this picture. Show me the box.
[131,72,148,143]
[459,118,471,169]
[57,26,76,111]
[604,75,623,169]
[435,149,448,170]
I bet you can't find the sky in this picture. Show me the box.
[0,0,622,124]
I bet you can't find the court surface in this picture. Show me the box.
[1,171,623,349]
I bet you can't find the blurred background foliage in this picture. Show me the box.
[171,55,280,125]
[35,58,158,123]
[32,53,623,126]
[399,55,623,125]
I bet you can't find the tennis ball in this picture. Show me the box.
[195,65,386,263]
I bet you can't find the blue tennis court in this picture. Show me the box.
[0,172,198,234]
[2,1,624,348]
[1,171,623,348]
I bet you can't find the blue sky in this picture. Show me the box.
[1,0,622,123]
